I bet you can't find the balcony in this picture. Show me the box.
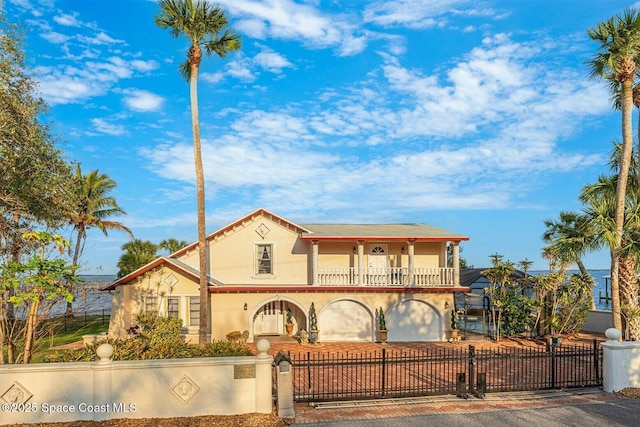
[316,267,455,287]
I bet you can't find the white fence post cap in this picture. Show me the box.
[605,328,621,341]
[96,343,114,361]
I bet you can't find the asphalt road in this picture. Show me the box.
[295,396,640,426]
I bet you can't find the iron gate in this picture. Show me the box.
[286,341,602,402]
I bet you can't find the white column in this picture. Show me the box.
[408,241,415,286]
[357,241,364,285]
[311,240,319,286]
[453,242,460,286]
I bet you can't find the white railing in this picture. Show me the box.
[317,267,456,286]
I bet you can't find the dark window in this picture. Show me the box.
[167,297,179,318]
[257,244,272,274]
[189,297,200,326]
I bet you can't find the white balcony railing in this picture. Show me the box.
[317,267,455,287]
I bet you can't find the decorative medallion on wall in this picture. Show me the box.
[255,222,270,239]
[171,374,200,403]
[164,273,178,287]
[1,381,32,404]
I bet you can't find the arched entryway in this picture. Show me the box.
[318,299,374,342]
[251,298,305,339]
[386,299,443,341]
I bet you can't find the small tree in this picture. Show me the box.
[378,307,387,331]
[450,309,458,330]
[536,270,594,337]
[309,303,318,331]
[482,255,537,340]
[0,232,79,363]
[482,255,514,341]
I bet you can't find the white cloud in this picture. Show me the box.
[363,0,500,29]
[219,0,368,55]
[53,12,81,27]
[226,57,256,82]
[34,67,106,104]
[130,59,160,72]
[41,31,70,44]
[90,118,127,136]
[35,55,160,105]
[78,32,124,45]
[139,31,608,214]
[201,72,225,84]
[253,51,293,73]
[122,89,165,112]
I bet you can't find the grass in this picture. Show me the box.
[30,314,110,363]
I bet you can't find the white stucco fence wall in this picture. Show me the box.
[0,340,273,425]
[601,328,640,392]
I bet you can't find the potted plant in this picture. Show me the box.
[309,303,319,343]
[285,309,294,336]
[450,309,459,342]
[378,307,388,344]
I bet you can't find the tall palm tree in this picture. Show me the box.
[542,211,596,277]
[159,238,188,255]
[66,165,133,315]
[588,8,640,333]
[155,0,241,343]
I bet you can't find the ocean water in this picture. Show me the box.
[44,275,116,318]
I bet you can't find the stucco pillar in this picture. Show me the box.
[255,339,274,414]
[311,240,319,286]
[408,240,415,286]
[92,344,114,422]
[453,241,460,286]
[357,240,364,285]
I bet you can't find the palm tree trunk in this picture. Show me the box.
[190,52,209,345]
[619,254,640,340]
[611,78,635,335]
[575,259,597,309]
[66,227,84,318]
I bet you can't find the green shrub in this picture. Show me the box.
[58,313,252,361]
[201,340,253,357]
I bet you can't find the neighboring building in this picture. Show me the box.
[104,208,469,343]
[460,268,527,294]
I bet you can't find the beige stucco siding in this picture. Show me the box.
[413,242,445,268]
[108,265,200,338]
[180,215,309,285]
[206,291,453,342]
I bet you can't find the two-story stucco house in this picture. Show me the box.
[104,208,469,343]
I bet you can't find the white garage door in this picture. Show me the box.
[387,300,442,342]
[319,300,373,342]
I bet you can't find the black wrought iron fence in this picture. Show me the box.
[286,341,602,402]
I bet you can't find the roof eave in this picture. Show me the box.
[299,236,469,242]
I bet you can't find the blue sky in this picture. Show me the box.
[3,0,633,274]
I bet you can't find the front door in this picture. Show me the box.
[369,245,388,284]
[255,301,284,335]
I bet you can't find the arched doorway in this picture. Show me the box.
[252,299,305,337]
[387,299,443,341]
[319,299,374,341]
